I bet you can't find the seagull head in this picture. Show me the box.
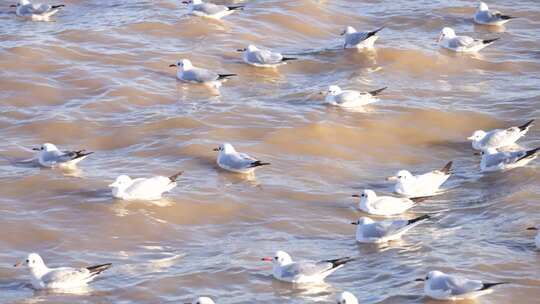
[337,291,359,304]
[351,217,374,226]
[438,27,456,43]
[261,250,292,266]
[467,130,486,141]
[185,297,215,304]
[170,59,193,70]
[109,175,132,189]
[327,85,342,95]
[213,143,236,154]
[14,253,45,270]
[341,26,356,36]
[481,147,498,156]
[478,2,489,11]
[352,189,376,202]
[247,44,258,52]
[33,143,58,152]
[387,170,413,182]
[13,0,29,6]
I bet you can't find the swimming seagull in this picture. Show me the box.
[261,251,354,284]
[14,253,111,290]
[337,291,359,304]
[526,226,540,249]
[182,0,243,19]
[352,189,426,216]
[474,2,515,26]
[237,45,297,68]
[10,0,65,21]
[342,26,384,49]
[184,297,215,304]
[323,85,386,108]
[214,143,270,174]
[169,59,236,88]
[352,215,430,243]
[468,120,534,150]
[387,161,453,198]
[416,270,508,301]
[109,171,183,200]
[32,143,93,169]
[438,27,499,53]
[480,147,540,172]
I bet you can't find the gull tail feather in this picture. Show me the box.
[368,87,387,96]
[518,119,534,132]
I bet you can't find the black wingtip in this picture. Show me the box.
[74,150,94,159]
[407,214,430,225]
[324,257,354,268]
[368,26,385,37]
[440,161,453,175]
[410,196,432,203]
[51,4,65,9]
[368,87,387,96]
[518,119,534,132]
[482,37,500,44]
[217,73,237,80]
[249,161,270,168]
[480,282,509,291]
[227,5,244,11]
[500,15,516,20]
[169,171,183,183]
[87,263,112,275]
[516,147,540,163]
[281,57,298,62]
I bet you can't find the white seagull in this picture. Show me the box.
[185,296,215,304]
[109,171,183,200]
[10,0,65,21]
[32,143,93,169]
[169,59,236,88]
[474,2,515,26]
[237,45,297,68]
[342,26,384,49]
[352,215,430,244]
[438,27,499,53]
[416,270,508,301]
[323,85,386,108]
[526,226,540,249]
[182,0,243,19]
[386,161,453,198]
[261,251,354,284]
[468,120,534,150]
[214,143,270,174]
[337,291,359,304]
[480,147,540,172]
[14,253,111,290]
[352,189,425,216]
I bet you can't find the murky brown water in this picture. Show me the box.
[1,0,540,303]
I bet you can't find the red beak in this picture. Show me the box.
[261,257,273,262]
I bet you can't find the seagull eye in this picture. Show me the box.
[361,194,365,197]
[26,259,29,263]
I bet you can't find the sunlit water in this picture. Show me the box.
[1,0,539,303]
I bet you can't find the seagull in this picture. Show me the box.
[337,291,358,304]
[237,45,297,68]
[169,59,236,88]
[182,0,243,19]
[468,120,534,150]
[14,253,111,290]
[438,27,499,53]
[386,161,453,198]
[342,26,384,49]
[32,143,93,169]
[526,226,540,249]
[214,143,270,174]
[109,171,183,200]
[474,2,515,26]
[352,189,425,216]
[10,0,65,21]
[184,296,215,304]
[480,147,540,172]
[261,250,354,284]
[323,85,386,108]
[416,270,508,300]
[352,215,430,243]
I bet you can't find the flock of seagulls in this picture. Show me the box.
[7,0,539,303]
